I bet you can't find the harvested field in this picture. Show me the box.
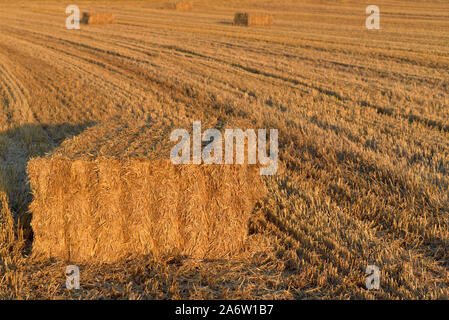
[0,0,448,300]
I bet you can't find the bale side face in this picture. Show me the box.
[234,13,274,26]
[28,158,265,263]
[234,13,249,26]
[82,13,115,25]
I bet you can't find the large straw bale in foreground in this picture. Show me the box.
[27,121,265,263]
[81,13,115,25]
[234,13,274,26]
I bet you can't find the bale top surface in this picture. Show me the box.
[42,118,252,162]
[45,120,176,161]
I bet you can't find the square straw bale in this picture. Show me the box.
[27,121,266,263]
[234,13,274,26]
[81,13,115,25]
[163,1,193,11]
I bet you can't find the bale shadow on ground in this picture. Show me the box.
[0,122,95,245]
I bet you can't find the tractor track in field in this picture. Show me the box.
[2,15,448,163]
[0,52,34,126]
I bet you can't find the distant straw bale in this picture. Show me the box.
[234,13,274,26]
[164,1,193,11]
[27,121,266,263]
[81,13,115,25]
